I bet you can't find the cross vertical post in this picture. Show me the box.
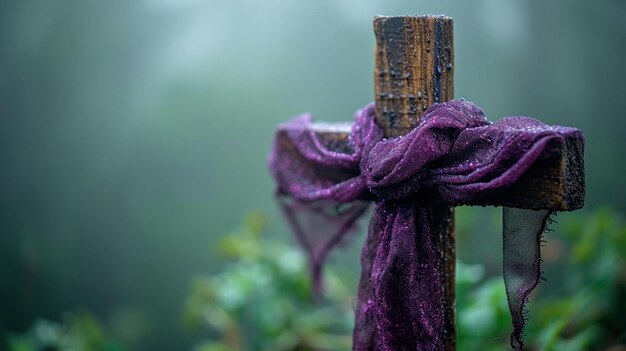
[374,15,456,350]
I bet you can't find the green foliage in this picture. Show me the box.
[530,208,626,351]
[185,209,626,351]
[456,264,513,350]
[11,208,625,350]
[7,312,125,351]
[183,213,355,351]
[457,208,626,351]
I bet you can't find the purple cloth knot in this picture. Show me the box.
[269,99,584,350]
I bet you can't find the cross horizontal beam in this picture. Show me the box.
[275,124,585,211]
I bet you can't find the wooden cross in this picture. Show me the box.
[277,15,584,350]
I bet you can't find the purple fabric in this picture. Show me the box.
[268,99,583,350]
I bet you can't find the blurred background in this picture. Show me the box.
[1,0,625,350]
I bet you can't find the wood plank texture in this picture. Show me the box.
[374,15,454,138]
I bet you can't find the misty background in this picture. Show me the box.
[1,0,624,349]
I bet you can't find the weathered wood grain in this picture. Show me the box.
[375,16,457,350]
[466,135,585,211]
[374,15,454,138]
